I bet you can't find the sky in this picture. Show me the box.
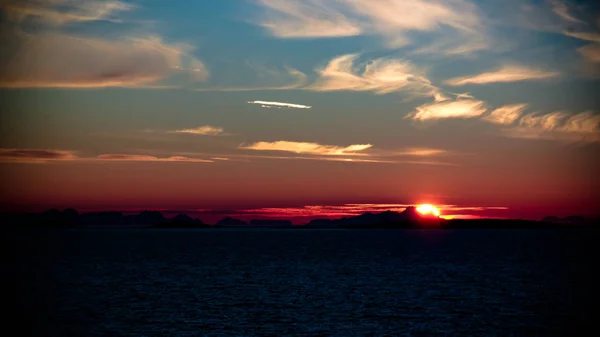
[0,0,599,223]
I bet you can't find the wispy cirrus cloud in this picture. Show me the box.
[0,32,208,88]
[358,147,449,158]
[288,156,458,166]
[171,149,455,166]
[407,97,487,121]
[562,29,600,66]
[519,111,569,130]
[566,32,600,63]
[294,156,394,164]
[564,31,600,43]
[95,154,215,163]
[248,100,312,109]
[255,0,362,38]
[192,65,308,92]
[240,140,372,156]
[347,0,487,54]
[389,148,447,156]
[308,53,437,97]
[255,0,487,54]
[1,0,134,25]
[549,0,584,24]
[167,125,227,136]
[559,111,600,135]
[577,44,600,63]
[0,149,220,164]
[482,104,528,125]
[0,0,208,89]
[196,54,438,96]
[505,111,600,142]
[240,154,457,166]
[445,65,560,86]
[0,148,78,163]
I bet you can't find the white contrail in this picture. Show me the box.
[248,100,311,109]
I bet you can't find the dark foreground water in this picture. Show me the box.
[5,228,599,336]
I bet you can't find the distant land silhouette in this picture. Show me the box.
[250,219,293,227]
[1,206,598,229]
[216,217,247,226]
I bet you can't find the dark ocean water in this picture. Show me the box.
[6,228,599,336]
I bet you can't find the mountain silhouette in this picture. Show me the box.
[2,207,598,229]
[249,219,293,227]
[153,216,208,228]
[138,211,165,225]
[149,213,212,228]
[542,215,596,226]
[216,217,247,226]
[172,214,194,222]
[307,207,440,228]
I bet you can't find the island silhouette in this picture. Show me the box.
[1,206,597,229]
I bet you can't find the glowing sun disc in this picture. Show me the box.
[416,204,440,217]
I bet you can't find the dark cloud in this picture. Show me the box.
[0,148,77,162]
[0,0,208,88]
[0,32,208,88]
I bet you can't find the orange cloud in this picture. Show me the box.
[483,104,528,125]
[393,148,447,156]
[0,149,221,164]
[95,154,214,163]
[505,111,600,142]
[15,147,453,167]
[168,126,226,136]
[0,148,77,163]
[366,148,448,157]
[445,65,559,86]
[309,54,437,96]
[175,151,456,166]
[408,98,487,120]
[239,140,373,156]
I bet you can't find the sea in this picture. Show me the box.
[6,228,598,336]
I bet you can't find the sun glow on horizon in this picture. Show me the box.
[416,204,440,217]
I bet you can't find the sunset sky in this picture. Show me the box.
[1,0,599,223]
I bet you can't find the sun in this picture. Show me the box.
[416,204,440,217]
